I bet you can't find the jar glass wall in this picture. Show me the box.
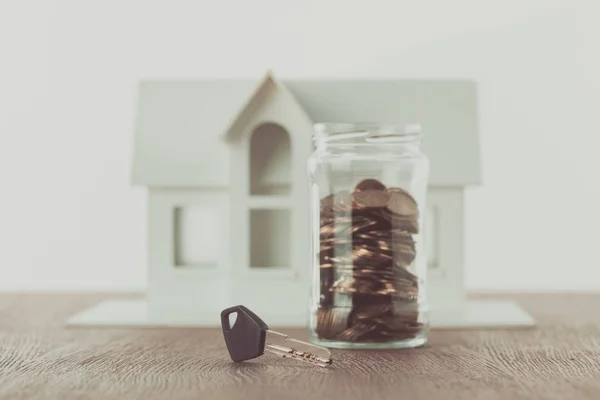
[307,123,430,349]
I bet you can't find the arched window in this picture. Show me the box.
[249,123,291,196]
[248,122,291,268]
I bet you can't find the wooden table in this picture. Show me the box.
[1,293,600,399]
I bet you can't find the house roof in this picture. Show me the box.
[132,73,481,187]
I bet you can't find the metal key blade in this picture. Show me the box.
[264,330,332,367]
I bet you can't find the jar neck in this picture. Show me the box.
[313,123,423,154]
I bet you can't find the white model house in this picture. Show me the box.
[67,72,534,328]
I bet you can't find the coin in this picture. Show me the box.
[331,276,418,298]
[355,232,416,254]
[392,244,417,266]
[351,301,392,320]
[379,213,419,234]
[330,277,378,294]
[357,228,413,241]
[355,179,387,192]
[319,237,354,252]
[321,215,352,226]
[393,255,416,269]
[320,261,333,269]
[387,300,420,321]
[353,190,391,209]
[394,266,419,283]
[315,307,350,339]
[321,193,335,208]
[319,221,353,239]
[388,186,417,200]
[378,319,423,334]
[317,181,423,343]
[332,190,354,212]
[336,322,378,341]
[320,208,334,221]
[352,247,392,264]
[348,217,380,234]
[378,324,423,338]
[349,268,398,281]
[386,189,418,217]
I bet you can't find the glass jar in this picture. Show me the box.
[307,123,430,349]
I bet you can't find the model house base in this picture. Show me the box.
[66,298,535,329]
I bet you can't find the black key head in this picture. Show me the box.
[221,305,269,362]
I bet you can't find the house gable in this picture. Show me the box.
[224,72,312,143]
[225,73,314,191]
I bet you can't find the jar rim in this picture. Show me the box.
[313,122,422,144]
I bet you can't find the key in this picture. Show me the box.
[220,305,332,367]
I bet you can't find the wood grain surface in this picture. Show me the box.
[1,293,600,400]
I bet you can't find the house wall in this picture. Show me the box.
[147,187,231,323]
[426,187,466,311]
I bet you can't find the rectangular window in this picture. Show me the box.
[250,209,290,268]
[174,206,219,268]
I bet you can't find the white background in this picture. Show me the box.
[0,0,599,291]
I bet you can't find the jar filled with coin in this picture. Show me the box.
[307,123,429,349]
